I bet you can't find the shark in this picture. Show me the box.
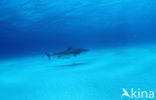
[45,46,88,60]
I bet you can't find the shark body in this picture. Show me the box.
[45,46,88,60]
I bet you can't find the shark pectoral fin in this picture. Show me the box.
[74,53,79,56]
[45,52,51,61]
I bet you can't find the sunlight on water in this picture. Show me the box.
[0,0,156,100]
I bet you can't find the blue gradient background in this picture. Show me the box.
[0,1,156,100]
[0,0,156,59]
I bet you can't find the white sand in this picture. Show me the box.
[0,45,156,100]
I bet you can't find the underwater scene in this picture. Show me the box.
[0,0,156,100]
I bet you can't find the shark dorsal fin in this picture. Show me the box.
[67,46,72,50]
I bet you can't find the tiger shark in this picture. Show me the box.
[45,46,88,60]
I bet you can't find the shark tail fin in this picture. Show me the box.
[45,52,51,61]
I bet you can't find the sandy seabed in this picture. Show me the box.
[0,45,156,100]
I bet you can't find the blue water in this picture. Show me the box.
[0,0,156,100]
[1,0,156,58]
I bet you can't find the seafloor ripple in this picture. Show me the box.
[0,45,156,100]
